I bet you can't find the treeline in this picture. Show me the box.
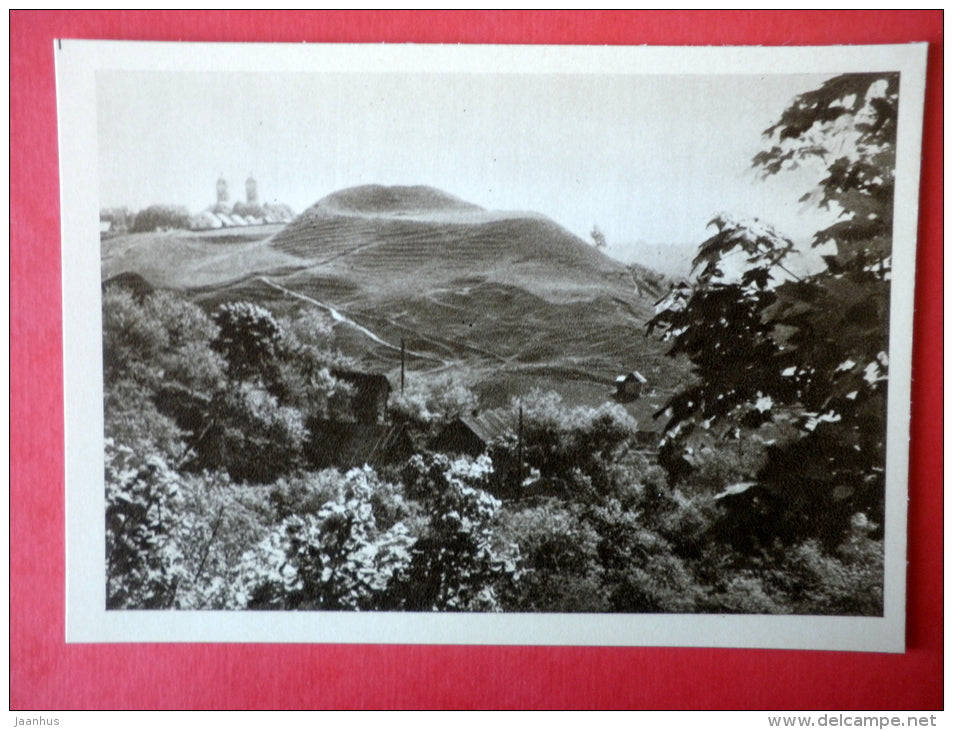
[104,286,883,614]
[100,201,297,235]
[100,204,189,234]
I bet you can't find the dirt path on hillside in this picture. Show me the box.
[352,308,512,366]
[257,276,448,365]
[257,277,627,391]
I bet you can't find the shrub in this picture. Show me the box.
[702,571,788,614]
[649,488,723,559]
[105,377,188,464]
[393,454,519,611]
[390,374,477,425]
[679,437,768,494]
[768,524,884,616]
[497,501,609,612]
[105,439,186,609]
[500,390,643,502]
[170,471,274,609]
[589,499,704,613]
[195,383,309,483]
[268,470,347,521]
[235,467,415,610]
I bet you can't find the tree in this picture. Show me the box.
[105,439,186,608]
[231,201,265,219]
[131,204,191,232]
[102,286,223,391]
[170,470,274,609]
[502,390,643,501]
[235,467,415,610]
[102,286,226,464]
[497,502,610,612]
[393,454,519,610]
[389,374,477,425]
[271,309,356,422]
[193,382,309,483]
[648,73,898,547]
[212,301,284,386]
[590,224,607,249]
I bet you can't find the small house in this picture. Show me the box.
[430,409,514,457]
[623,397,668,448]
[332,369,392,424]
[430,409,523,498]
[615,370,648,401]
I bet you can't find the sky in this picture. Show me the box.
[97,69,839,264]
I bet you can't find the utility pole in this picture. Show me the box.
[400,338,406,394]
[517,403,523,490]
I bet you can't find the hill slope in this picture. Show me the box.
[104,185,683,410]
[269,184,636,303]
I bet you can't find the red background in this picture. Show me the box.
[10,10,943,710]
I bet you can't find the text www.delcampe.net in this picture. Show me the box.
[768,716,938,728]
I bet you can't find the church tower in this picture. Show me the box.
[245,174,259,205]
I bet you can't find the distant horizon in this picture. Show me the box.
[98,70,840,265]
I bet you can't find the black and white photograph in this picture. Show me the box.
[58,41,926,650]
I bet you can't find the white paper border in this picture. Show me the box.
[57,40,927,651]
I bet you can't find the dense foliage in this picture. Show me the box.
[648,73,896,552]
[103,74,886,615]
[101,278,883,614]
[131,204,191,233]
[390,374,478,426]
[237,467,415,610]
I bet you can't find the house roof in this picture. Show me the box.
[332,369,392,394]
[430,409,515,456]
[617,370,647,383]
[622,398,669,433]
[191,210,223,230]
[318,422,410,468]
[459,409,514,444]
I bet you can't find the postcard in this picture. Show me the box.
[57,40,926,650]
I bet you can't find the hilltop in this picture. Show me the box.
[269,184,639,303]
[316,184,484,216]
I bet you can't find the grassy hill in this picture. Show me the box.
[269,185,637,302]
[102,185,686,413]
